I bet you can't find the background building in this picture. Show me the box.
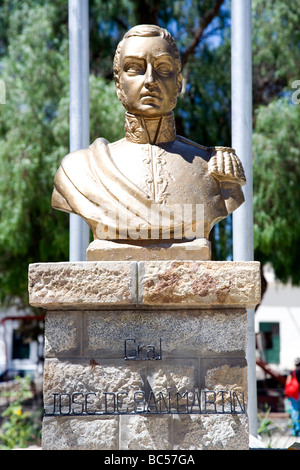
[255,265,300,411]
[0,308,44,382]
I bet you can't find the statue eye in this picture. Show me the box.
[155,61,173,75]
[125,62,145,75]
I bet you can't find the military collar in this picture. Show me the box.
[125,112,176,144]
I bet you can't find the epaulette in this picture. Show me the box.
[208,146,246,185]
[177,135,210,151]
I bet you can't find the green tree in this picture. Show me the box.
[0,0,228,308]
[253,99,300,285]
[0,2,69,305]
[252,0,300,285]
[252,0,300,109]
[4,0,299,308]
[0,0,125,306]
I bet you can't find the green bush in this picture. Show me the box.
[0,376,42,450]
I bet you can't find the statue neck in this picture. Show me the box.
[125,112,176,144]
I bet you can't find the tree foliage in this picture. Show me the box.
[252,0,300,285]
[252,0,300,108]
[0,0,230,307]
[0,0,299,308]
[0,0,125,306]
[253,99,300,285]
[0,2,69,305]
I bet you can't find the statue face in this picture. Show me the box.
[117,35,182,118]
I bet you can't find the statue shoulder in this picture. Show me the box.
[208,146,246,186]
[177,135,210,152]
[59,137,110,166]
[89,137,110,152]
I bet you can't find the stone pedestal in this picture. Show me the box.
[28,260,260,450]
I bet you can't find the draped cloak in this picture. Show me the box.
[52,115,246,242]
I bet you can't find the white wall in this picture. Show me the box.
[255,266,300,375]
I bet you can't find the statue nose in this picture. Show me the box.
[144,64,155,87]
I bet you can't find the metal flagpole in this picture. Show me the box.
[231,0,257,437]
[68,0,90,261]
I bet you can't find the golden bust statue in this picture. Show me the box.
[52,25,246,260]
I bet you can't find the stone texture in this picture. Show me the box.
[42,413,248,450]
[43,359,143,415]
[120,415,171,450]
[42,416,119,450]
[43,307,248,360]
[87,238,211,261]
[138,260,261,308]
[205,363,248,393]
[29,260,261,310]
[42,354,249,449]
[44,311,81,357]
[83,309,247,357]
[171,414,249,450]
[29,260,261,450]
[28,261,137,309]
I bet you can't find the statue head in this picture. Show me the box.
[113,25,183,118]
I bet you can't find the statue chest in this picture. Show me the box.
[109,141,224,209]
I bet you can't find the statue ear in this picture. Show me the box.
[115,84,127,109]
[116,89,121,101]
[177,72,183,95]
[115,83,122,101]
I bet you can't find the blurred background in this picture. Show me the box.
[0,0,299,449]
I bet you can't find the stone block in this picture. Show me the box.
[172,414,249,450]
[119,415,171,450]
[43,359,143,416]
[44,311,81,357]
[86,238,211,261]
[42,416,119,450]
[84,309,247,357]
[138,260,261,308]
[29,260,261,310]
[28,261,137,309]
[29,260,260,450]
